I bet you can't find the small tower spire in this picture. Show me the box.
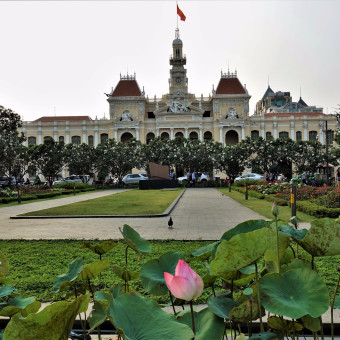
[175,27,180,39]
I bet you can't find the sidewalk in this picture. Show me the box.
[0,188,266,240]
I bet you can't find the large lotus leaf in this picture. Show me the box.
[260,268,329,319]
[0,251,9,278]
[229,296,265,323]
[297,218,340,256]
[281,258,311,273]
[240,264,256,274]
[3,294,90,340]
[268,316,303,333]
[207,292,240,319]
[120,224,151,255]
[334,295,340,309]
[202,273,217,288]
[278,224,308,240]
[88,299,110,332]
[248,333,280,340]
[53,259,83,293]
[81,240,118,255]
[140,251,184,296]
[300,315,321,332]
[107,292,193,340]
[0,296,40,317]
[223,271,256,287]
[264,232,290,272]
[177,307,225,340]
[221,219,269,241]
[0,286,15,299]
[190,242,220,261]
[79,260,110,281]
[210,228,275,275]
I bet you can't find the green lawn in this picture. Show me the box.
[20,189,183,216]
[218,188,316,223]
[1,239,338,303]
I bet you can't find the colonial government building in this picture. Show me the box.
[21,29,337,153]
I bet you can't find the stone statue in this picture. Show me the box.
[227,108,238,119]
[169,98,189,113]
[121,110,133,121]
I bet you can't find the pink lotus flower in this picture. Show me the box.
[164,260,204,301]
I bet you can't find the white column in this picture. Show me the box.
[156,127,160,137]
[184,128,188,139]
[170,128,174,139]
[241,125,245,140]
[38,122,42,144]
[82,120,86,143]
[114,128,118,140]
[65,121,70,144]
[219,126,223,144]
[53,122,58,141]
[273,122,277,139]
[319,122,324,144]
[136,127,140,140]
[199,127,203,141]
[290,121,295,141]
[261,122,265,139]
[22,122,26,146]
[94,123,99,146]
[303,121,308,141]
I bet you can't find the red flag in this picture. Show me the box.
[177,5,186,21]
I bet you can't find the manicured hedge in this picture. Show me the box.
[296,201,340,218]
[233,179,265,187]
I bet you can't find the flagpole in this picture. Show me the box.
[176,0,178,29]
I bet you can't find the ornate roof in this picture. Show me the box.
[298,97,308,107]
[32,116,92,122]
[111,78,142,97]
[262,86,275,99]
[215,77,246,95]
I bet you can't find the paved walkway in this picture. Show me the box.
[0,188,266,240]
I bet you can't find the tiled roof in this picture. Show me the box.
[298,97,308,107]
[33,116,92,122]
[262,86,275,99]
[264,112,324,118]
[111,80,142,97]
[215,78,246,95]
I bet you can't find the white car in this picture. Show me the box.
[177,173,211,183]
[53,175,84,185]
[234,173,265,182]
[122,173,148,185]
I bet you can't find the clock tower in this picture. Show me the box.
[169,28,188,96]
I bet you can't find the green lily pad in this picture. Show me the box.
[278,224,308,240]
[248,332,280,340]
[0,286,15,299]
[281,258,312,273]
[260,268,329,319]
[81,240,118,255]
[229,296,264,323]
[0,296,40,317]
[300,314,321,332]
[88,299,110,332]
[221,220,269,241]
[53,259,83,293]
[297,218,340,256]
[0,251,9,278]
[240,264,256,274]
[177,307,225,340]
[120,224,151,255]
[3,294,90,340]
[140,251,184,296]
[207,292,240,319]
[112,265,140,282]
[268,316,303,333]
[107,292,193,339]
[191,242,220,260]
[333,295,340,309]
[78,260,110,281]
[210,228,275,275]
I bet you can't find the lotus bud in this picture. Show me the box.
[164,260,204,301]
[289,216,298,228]
[272,202,279,218]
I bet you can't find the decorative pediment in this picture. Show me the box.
[154,104,204,117]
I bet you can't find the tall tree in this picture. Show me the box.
[28,137,65,186]
[0,105,26,178]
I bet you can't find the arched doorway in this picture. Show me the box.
[161,132,169,140]
[121,132,133,143]
[204,131,212,141]
[189,131,198,140]
[175,131,184,138]
[146,132,155,144]
[225,130,238,145]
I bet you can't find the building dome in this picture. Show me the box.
[173,38,183,45]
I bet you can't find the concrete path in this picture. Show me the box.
[0,188,266,240]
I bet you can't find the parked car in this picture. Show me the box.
[122,173,148,185]
[177,172,211,183]
[0,177,11,188]
[234,173,265,182]
[53,175,84,185]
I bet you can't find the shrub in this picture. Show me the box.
[233,179,265,187]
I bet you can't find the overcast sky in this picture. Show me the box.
[1,0,339,122]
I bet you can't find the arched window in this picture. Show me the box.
[121,132,133,143]
[175,131,184,139]
[279,131,289,139]
[146,132,155,145]
[176,49,180,58]
[44,136,52,141]
[251,130,259,140]
[88,135,94,146]
[309,131,317,141]
[161,132,169,140]
[28,136,36,146]
[266,132,272,140]
[204,131,212,141]
[189,131,198,140]
[100,133,108,144]
[225,130,238,145]
[296,131,302,141]
[72,136,81,145]
[59,136,64,143]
